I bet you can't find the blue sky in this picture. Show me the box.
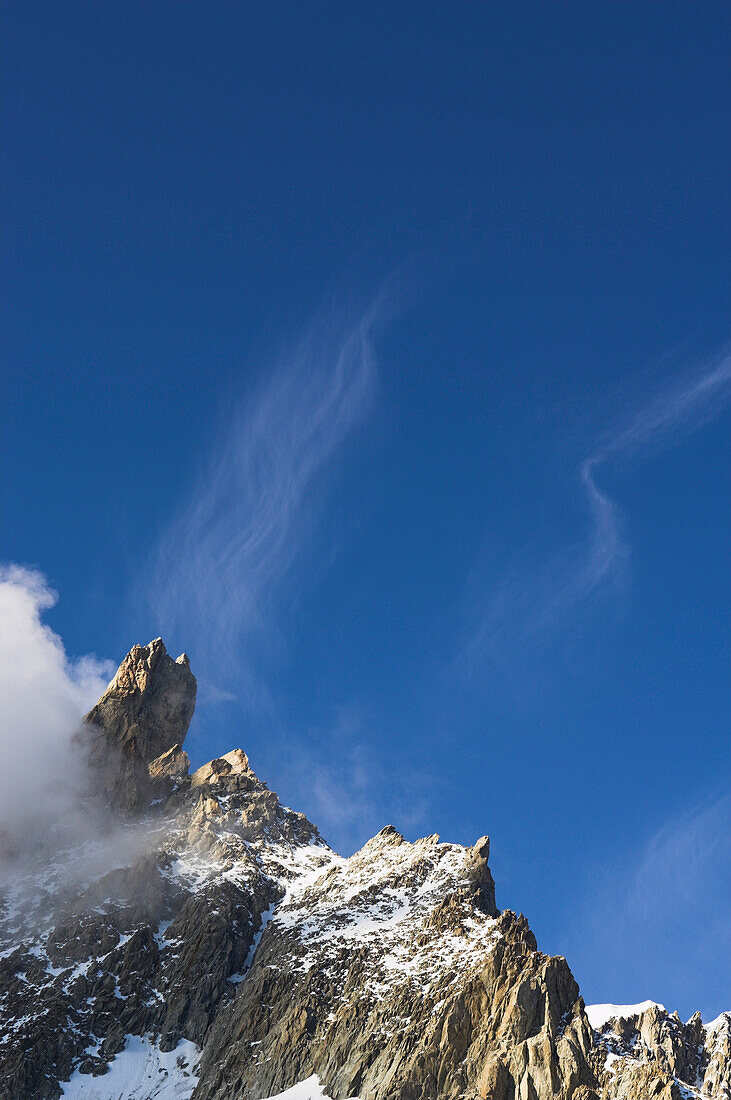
[2,3,729,1020]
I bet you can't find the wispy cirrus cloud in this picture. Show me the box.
[271,706,433,855]
[566,790,731,1021]
[462,348,731,677]
[144,296,388,704]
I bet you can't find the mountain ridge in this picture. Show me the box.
[0,639,727,1100]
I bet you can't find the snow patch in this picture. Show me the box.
[258,1075,358,1100]
[60,1036,200,1100]
[229,899,279,983]
[585,1001,663,1031]
[705,1011,731,1034]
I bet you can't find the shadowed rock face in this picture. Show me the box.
[0,640,727,1100]
[83,638,197,812]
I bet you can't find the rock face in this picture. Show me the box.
[83,637,197,812]
[194,829,596,1100]
[588,1003,731,1100]
[0,640,727,1100]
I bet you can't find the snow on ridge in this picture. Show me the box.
[270,832,500,991]
[168,833,337,898]
[585,1001,664,1031]
[705,1011,731,1034]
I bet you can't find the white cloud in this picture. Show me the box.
[144,298,388,703]
[0,566,114,851]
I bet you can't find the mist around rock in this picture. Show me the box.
[0,569,175,902]
[0,567,116,863]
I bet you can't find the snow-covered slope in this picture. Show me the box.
[261,1077,357,1100]
[60,1037,200,1100]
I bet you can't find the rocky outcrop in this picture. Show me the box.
[83,637,197,812]
[190,749,251,788]
[0,640,727,1100]
[148,743,192,805]
[589,1003,731,1100]
[704,1014,731,1099]
[195,830,595,1100]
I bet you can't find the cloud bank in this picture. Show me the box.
[464,349,731,676]
[145,300,385,703]
[0,566,114,852]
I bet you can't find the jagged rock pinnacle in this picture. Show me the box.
[83,637,197,813]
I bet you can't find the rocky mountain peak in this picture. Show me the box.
[82,637,197,813]
[85,637,197,760]
[0,640,727,1100]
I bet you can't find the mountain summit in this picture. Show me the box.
[83,638,197,813]
[0,642,727,1100]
